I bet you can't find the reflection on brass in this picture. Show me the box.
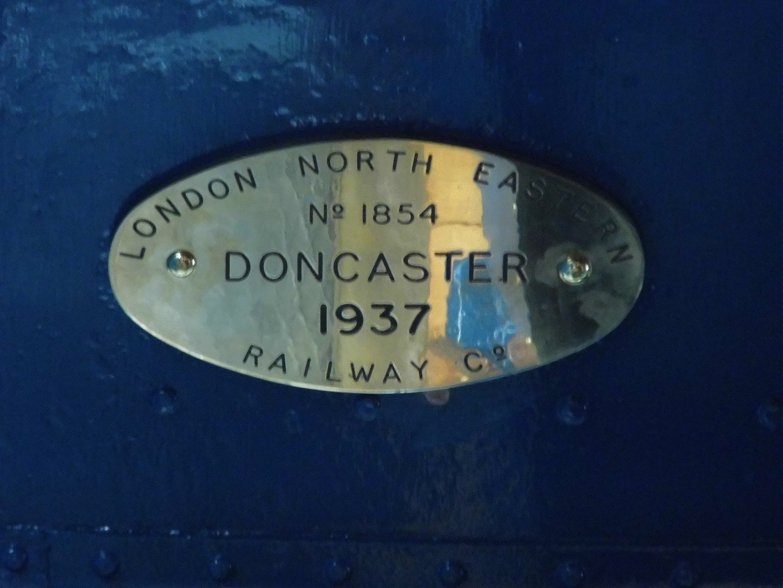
[109,139,644,393]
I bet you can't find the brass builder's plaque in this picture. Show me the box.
[109,139,644,393]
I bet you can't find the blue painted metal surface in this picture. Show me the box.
[0,1,781,585]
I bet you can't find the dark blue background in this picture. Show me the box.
[0,1,780,586]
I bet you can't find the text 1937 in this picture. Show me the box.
[319,303,431,336]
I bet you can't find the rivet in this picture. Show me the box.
[425,389,451,406]
[354,396,379,422]
[558,254,592,285]
[166,250,196,277]
[325,558,352,585]
[670,561,697,587]
[757,397,781,431]
[555,560,585,588]
[2,543,28,572]
[557,393,588,426]
[208,554,234,582]
[439,560,467,586]
[91,549,120,579]
[151,386,177,416]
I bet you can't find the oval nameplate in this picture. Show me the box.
[109,139,644,393]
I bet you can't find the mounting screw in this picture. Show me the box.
[558,254,592,285]
[757,397,781,431]
[2,543,28,572]
[354,396,379,422]
[208,554,234,582]
[555,560,585,588]
[557,392,588,426]
[325,558,352,585]
[167,250,197,277]
[91,549,120,579]
[670,561,697,587]
[151,386,177,417]
[439,560,467,586]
